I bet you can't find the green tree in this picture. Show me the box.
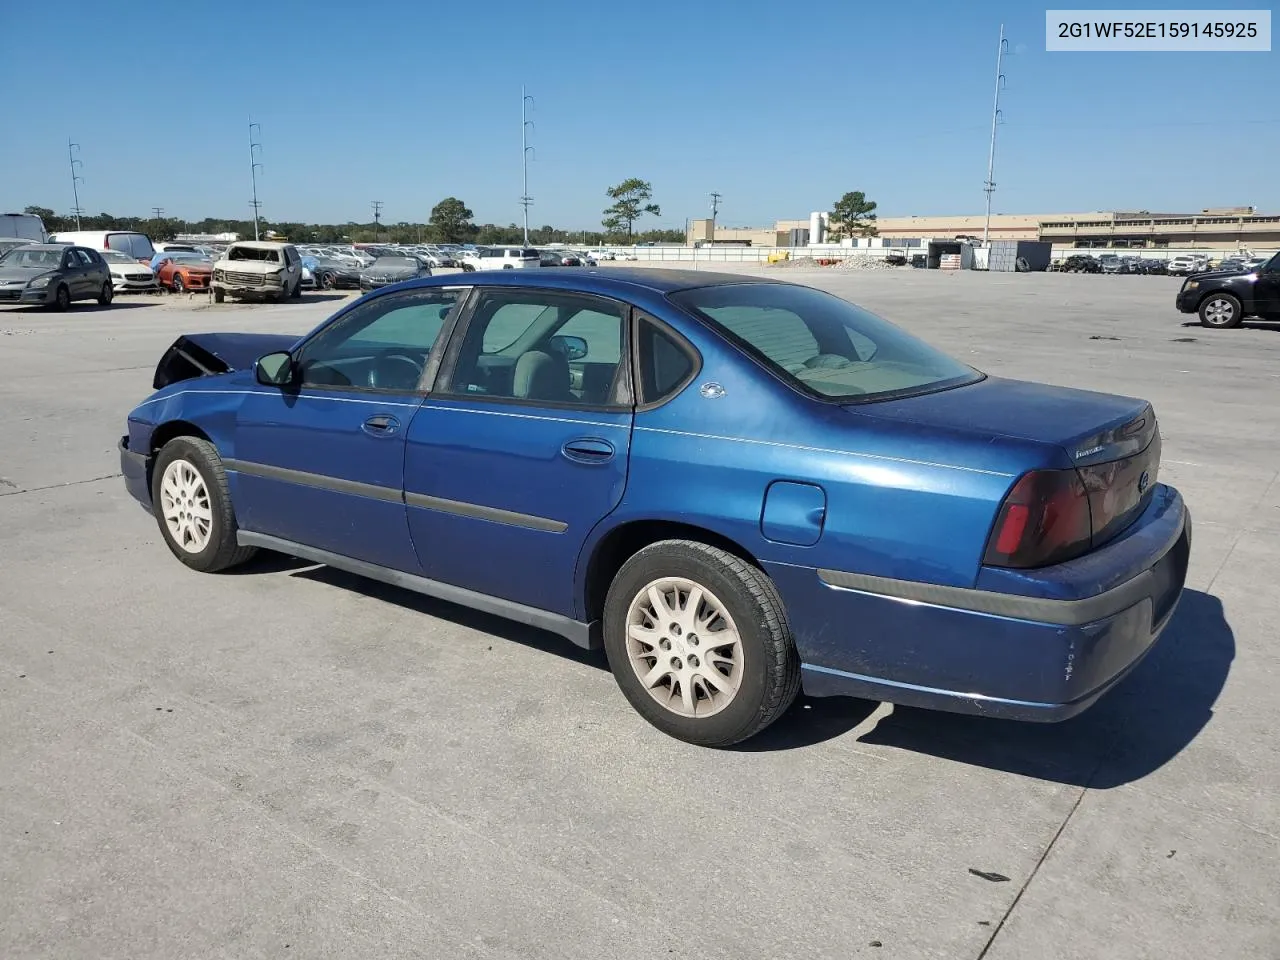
[602,178,661,239]
[429,197,476,243]
[830,191,878,240]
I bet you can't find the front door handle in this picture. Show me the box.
[561,437,615,464]
[361,414,401,437]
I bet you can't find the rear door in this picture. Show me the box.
[231,287,463,571]
[61,248,91,298]
[403,286,633,616]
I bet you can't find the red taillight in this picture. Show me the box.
[984,469,1093,568]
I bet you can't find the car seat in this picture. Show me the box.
[512,350,574,403]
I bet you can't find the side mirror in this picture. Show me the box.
[548,334,588,362]
[255,351,296,386]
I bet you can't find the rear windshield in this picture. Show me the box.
[670,282,982,403]
[371,257,420,271]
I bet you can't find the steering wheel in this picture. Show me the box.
[366,349,425,390]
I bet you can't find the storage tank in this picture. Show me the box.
[809,211,825,245]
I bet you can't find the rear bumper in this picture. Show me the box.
[119,435,151,508]
[769,484,1191,722]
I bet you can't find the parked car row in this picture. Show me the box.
[1051,252,1273,277]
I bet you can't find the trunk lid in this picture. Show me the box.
[853,375,1155,466]
[856,375,1161,550]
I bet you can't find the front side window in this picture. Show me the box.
[669,282,981,403]
[296,289,461,392]
[446,290,626,407]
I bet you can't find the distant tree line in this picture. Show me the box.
[21,200,685,247]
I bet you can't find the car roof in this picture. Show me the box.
[228,240,291,249]
[415,267,770,297]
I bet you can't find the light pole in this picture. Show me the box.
[371,201,384,243]
[249,116,264,241]
[521,86,535,246]
[67,139,84,230]
[982,24,1008,246]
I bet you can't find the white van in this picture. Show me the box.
[460,245,541,271]
[0,212,48,242]
[49,230,156,262]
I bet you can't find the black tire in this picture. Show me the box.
[320,271,336,290]
[50,284,70,311]
[172,274,186,293]
[290,278,302,299]
[213,287,225,303]
[150,436,257,573]
[97,281,113,306]
[1199,292,1242,329]
[602,540,801,747]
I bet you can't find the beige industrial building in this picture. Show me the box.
[688,207,1280,249]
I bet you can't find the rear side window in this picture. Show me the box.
[636,318,696,405]
[670,282,981,404]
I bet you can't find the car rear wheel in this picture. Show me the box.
[151,436,257,573]
[97,281,113,306]
[603,540,800,747]
[1199,293,1242,329]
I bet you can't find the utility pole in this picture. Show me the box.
[248,116,264,241]
[151,207,164,220]
[982,24,1008,247]
[371,201,384,243]
[67,139,84,230]
[710,192,721,231]
[521,86,535,246]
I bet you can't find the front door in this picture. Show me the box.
[404,286,633,617]
[1256,254,1280,316]
[61,248,89,298]
[231,287,463,571]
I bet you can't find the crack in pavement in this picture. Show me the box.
[0,473,122,498]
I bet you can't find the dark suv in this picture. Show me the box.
[1175,251,1280,328]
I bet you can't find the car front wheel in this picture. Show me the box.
[151,436,257,573]
[1199,293,1242,329]
[603,540,801,747]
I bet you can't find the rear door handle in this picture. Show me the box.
[361,414,401,437]
[561,437,615,464]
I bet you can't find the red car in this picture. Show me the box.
[155,253,213,293]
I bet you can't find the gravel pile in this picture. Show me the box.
[835,255,899,271]
[770,256,820,268]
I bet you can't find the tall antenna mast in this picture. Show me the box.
[67,139,84,230]
[249,116,264,241]
[982,24,1008,246]
[521,86,535,246]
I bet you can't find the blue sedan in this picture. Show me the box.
[119,269,1190,746]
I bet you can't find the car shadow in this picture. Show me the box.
[295,292,354,305]
[0,301,160,313]
[288,564,610,672]
[261,556,1231,785]
[1179,319,1280,332]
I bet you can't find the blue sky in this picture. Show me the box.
[5,1,1276,228]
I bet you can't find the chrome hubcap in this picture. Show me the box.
[159,459,213,553]
[1204,299,1234,324]
[625,577,743,718]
